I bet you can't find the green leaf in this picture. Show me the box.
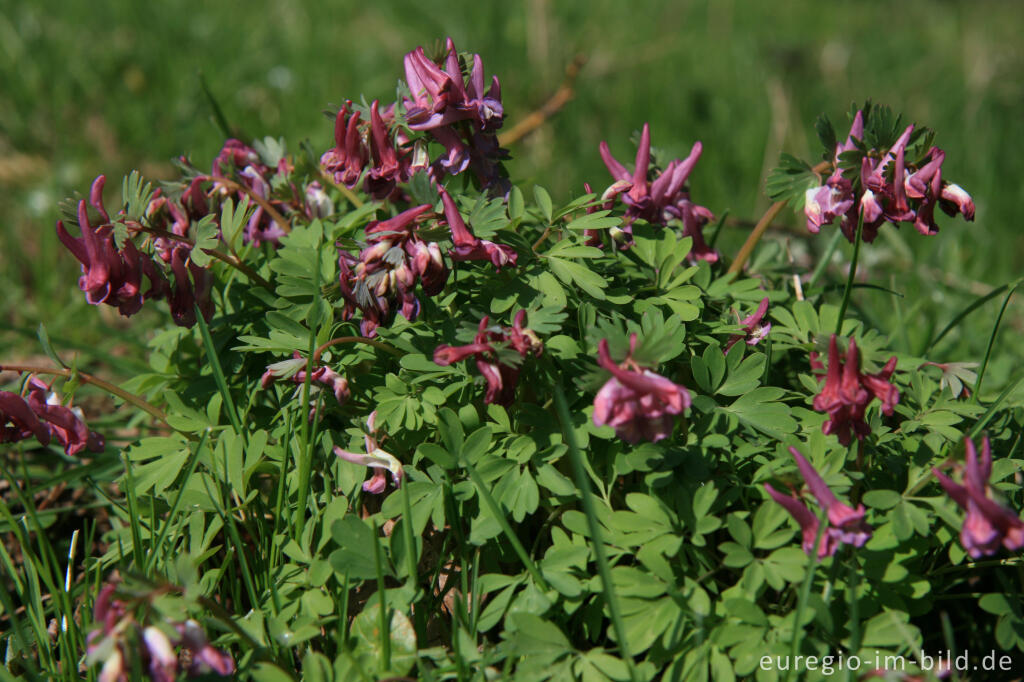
[548,256,607,299]
[121,170,154,222]
[189,214,220,267]
[534,185,554,223]
[765,153,818,208]
[721,387,797,437]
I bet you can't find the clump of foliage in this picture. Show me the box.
[2,36,1021,682]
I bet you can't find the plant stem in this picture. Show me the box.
[313,336,404,363]
[372,519,392,673]
[211,176,291,235]
[293,243,323,542]
[972,282,1018,403]
[552,381,638,682]
[834,211,864,336]
[0,364,167,425]
[784,510,828,682]
[728,160,830,276]
[136,224,273,290]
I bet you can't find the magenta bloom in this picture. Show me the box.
[804,109,975,243]
[87,582,234,681]
[439,186,517,269]
[765,446,871,558]
[401,38,508,189]
[1,378,103,456]
[812,335,898,446]
[261,353,350,415]
[433,311,543,406]
[933,435,1024,559]
[599,123,716,261]
[724,297,771,353]
[592,334,691,443]
[334,412,405,494]
[336,203,445,336]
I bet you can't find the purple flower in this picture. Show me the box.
[933,435,1024,558]
[812,335,898,446]
[804,109,975,243]
[724,297,771,353]
[261,353,350,416]
[1,377,103,456]
[433,311,543,406]
[591,334,691,443]
[56,176,155,316]
[180,619,236,676]
[337,204,444,336]
[439,186,517,269]
[401,38,508,189]
[599,123,716,261]
[765,446,871,557]
[321,101,368,189]
[1,390,51,446]
[86,581,233,682]
[334,411,405,494]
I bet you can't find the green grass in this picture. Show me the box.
[2,0,1022,378]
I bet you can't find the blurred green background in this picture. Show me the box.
[2,0,1022,391]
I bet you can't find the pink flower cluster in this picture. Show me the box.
[321,100,424,201]
[0,376,103,456]
[260,352,350,419]
[598,123,716,262]
[334,411,405,494]
[87,582,234,682]
[320,37,508,195]
[723,297,771,353]
[812,335,899,446]
[805,109,975,243]
[933,435,1024,558]
[209,139,298,245]
[403,37,507,189]
[765,446,872,558]
[56,176,182,320]
[592,334,691,443]
[433,310,543,406]
[338,204,448,336]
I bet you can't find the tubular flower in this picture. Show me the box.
[334,411,405,494]
[592,334,691,444]
[56,176,163,316]
[55,174,219,328]
[598,123,716,261]
[1,377,103,455]
[337,203,445,336]
[724,297,771,353]
[210,138,294,246]
[933,435,1024,558]
[438,185,517,269]
[765,446,871,558]
[260,353,350,418]
[804,109,975,243]
[401,37,508,189]
[812,335,899,446]
[86,581,234,682]
[433,311,543,406]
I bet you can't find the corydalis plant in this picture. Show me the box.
[0,376,103,455]
[934,435,1024,558]
[765,446,871,558]
[811,334,899,446]
[433,310,543,406]
[800,103,975,242]
[598,123,716,261]
[592,333,691,443]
